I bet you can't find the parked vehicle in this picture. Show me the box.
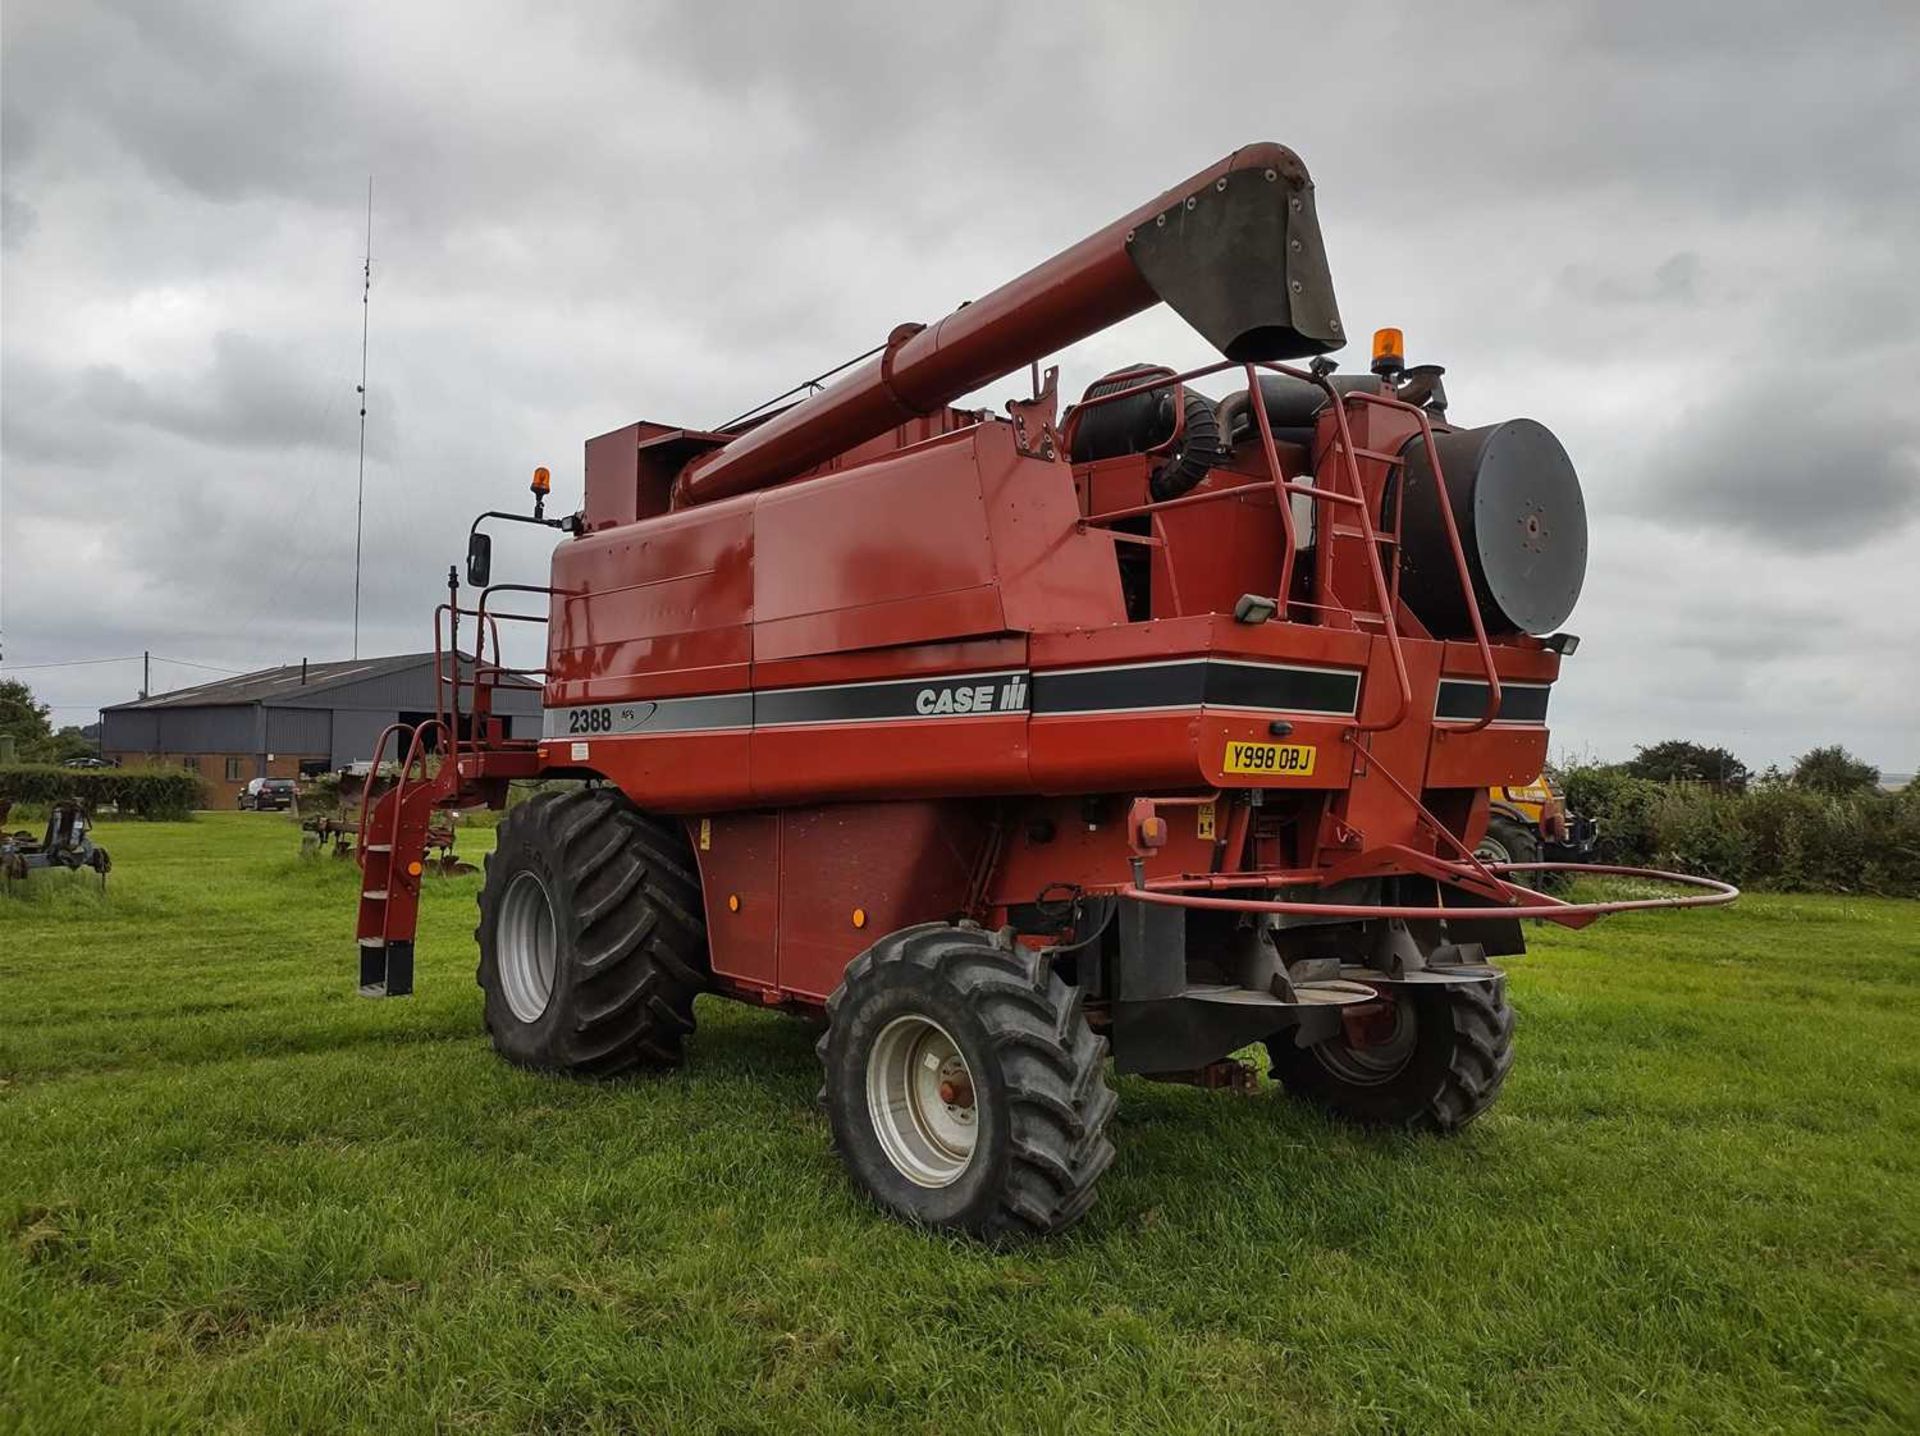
[238,778,297,811]
[1479,774,1598,868]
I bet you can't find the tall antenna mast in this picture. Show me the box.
[352,175,373,660]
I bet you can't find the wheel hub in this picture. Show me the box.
[496,869,558,1023]
[1315,1000,1417,1084]
[866,1015,978,1188]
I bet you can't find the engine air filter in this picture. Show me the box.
[1398,419,1586,639]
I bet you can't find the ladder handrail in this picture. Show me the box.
[1337,387,1504,733]
[1267,362,1412,733]
[355,718,447,868]
[354,722,411,860]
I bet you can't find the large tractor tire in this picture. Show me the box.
[1475,815,1540,868]
[818,924,1117,1240]
[476,788,707,1076]
[1266,979,1514,1132]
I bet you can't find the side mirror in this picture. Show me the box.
[465,531,492,589]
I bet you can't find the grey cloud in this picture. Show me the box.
[81,332,388,457]
[1557,253,1703,307]
[1642,384,1920,550]
[1,0,1915,770]
[0,189,35,250]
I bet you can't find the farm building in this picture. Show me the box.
[99,653,542,807]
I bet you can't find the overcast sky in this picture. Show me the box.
[2,1,1916,772]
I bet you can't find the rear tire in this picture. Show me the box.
[819,924,1116,1239]
[1266,979,1514,1132]
[476,788,707,1076]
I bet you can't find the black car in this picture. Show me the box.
[238,778,298,811]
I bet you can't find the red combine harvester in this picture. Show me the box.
[355,143,1735,1237]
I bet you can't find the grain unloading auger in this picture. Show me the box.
[355,143,1735,1237]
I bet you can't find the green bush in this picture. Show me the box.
[1559,764,1666,866]
[1561,762,1918,897]
[1650,786,1754,882]
[0,764,205,820]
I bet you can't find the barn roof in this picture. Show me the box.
[103,652,537,711]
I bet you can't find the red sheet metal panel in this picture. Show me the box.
[547,495,756,706]
[752,431,1005,662]
[975,424,1126,633]
[695,812,780,992]
[773,802,987,1000]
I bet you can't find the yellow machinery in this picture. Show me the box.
[1480,774,1595,866]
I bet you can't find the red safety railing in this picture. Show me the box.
[431,582,556,777]
[1119,860,1739,924]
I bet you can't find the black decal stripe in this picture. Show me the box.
[1034,660,1361,718]
[545,659,1367,736]
[1205,661,1360,716]
[1033,661,1208,714]
[1435,680,1550,724]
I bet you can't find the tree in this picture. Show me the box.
[0,678,55,751]
[1791,745,1880,797]
[42,725,96,764]
[1625,739,1750,792]
[0,681,96,764]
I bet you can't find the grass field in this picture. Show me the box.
[3,814,1917,1433]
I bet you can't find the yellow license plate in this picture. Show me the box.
[1222,741,1317,777]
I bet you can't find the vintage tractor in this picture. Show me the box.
[1,799,112,886]
[353,143,1735,1236]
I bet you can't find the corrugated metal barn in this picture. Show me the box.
[99,653,542,806]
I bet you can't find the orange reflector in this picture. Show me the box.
[852,907,867,929]
[1139,816,1168,849]
[727,893,741,912]
[1371,327,1404,367]
[406,860,423,876]
[531,466,551,494]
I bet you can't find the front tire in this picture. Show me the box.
[1266,979,1514,1132]
[476,788,707,1076]
[819,924,1116,1239]
[1475,816,1540,868]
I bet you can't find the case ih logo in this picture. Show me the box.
[914,675,1029,716]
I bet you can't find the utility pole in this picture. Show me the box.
[352,175,373,660]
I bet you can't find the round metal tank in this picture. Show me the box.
[1398,419,1586,638]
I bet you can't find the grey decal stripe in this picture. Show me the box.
[543,693,752,739]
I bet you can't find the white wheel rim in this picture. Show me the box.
[1475,835,1512,865]
[497,869,558,1022]
[866,1015,978,1187]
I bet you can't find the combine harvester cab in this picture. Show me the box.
[355,142,1735,1238]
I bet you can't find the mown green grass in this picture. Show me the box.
[3,814,1916,1434]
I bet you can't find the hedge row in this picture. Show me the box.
[1560,765,1920,897]
[0,764,206,821]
